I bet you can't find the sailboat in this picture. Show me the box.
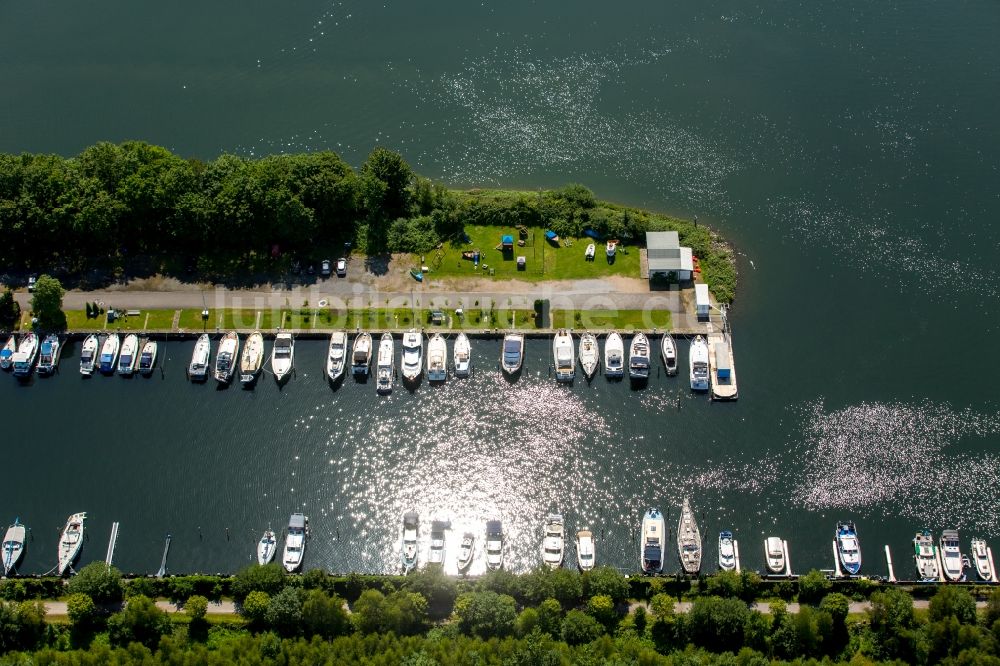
[118,334,139,376]
[578,332,599,378]
[36,334,61,375]
[400,329,423,383]
[376,332,394,394]
[213,331,240,384]
[604,331,624,378]
[138,340,157,376]
[677,498,702,574]
[352,332,372,377]
[188,334,211,381]
[57,512,86,576]
[426,333,447,382]
[239,331,265,385]
[0,335,15,371]
[99,334,120,375]
[2,519,26,576]
[326,331,348,384]
[271,333,294,383]
[660,333,678,376]
[453,333,471,378]
[257,529,277,566]
[552,329,575,382]
[79,334,99,376]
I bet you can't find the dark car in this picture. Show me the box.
[321,259,332,276]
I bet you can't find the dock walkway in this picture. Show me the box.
[708,329,738,400]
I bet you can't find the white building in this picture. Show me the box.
[646,231,693,282]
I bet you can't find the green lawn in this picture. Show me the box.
[412,225,641,281]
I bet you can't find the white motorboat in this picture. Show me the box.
[578,332,599,379]
[940,529,965,582]
[765,536,786,575]
[213,331,240,384]
[2,519,26,576]
[606,240,617,258]
[240,331,265,385]
[138,340,157,376]
[376,332,394,395]
[428,519,448,565]
[12,333,38,378]
[718,531,736,571]
[352,332,372,376]
[835,521,861,576]
[0,335,15,371]
[400,329,423,383]
[541,513,565,569]
[188,334,211,381]
[282,513,308,573]
[57,512,86,576]
[271,333,294,383]
[485,520,504,570]
[677,498,702,574]
[576,529,596,571]
[660,333,678,376]
[36,334,61,375]
[401,512,419,574]
[426,333,447,382]
[501,333,524,375]
[641,509,666,574]
[914,530,939,581]
[971,538,994,581]
[689,335,710,391]
[628,333,650,380]
[605,331,624,378]
[552,329,575,382]
[326,331,348,383]
[118,334,139,376]
[453,333,471,378]
[99,334,120,375]
[585,243,595,260]
[457,532,476,572]
[257,529,277,566]
[79,334,99,376]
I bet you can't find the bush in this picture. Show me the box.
[515,607,539,637]
[352,589,428,636]
[561,609,604,646]
[185,595,208,622]
[584,566,629,603]
[66,593,98,628]
[453,591,517,639]
[797,570,832,605]
[0,600,46,653]
[266,587,303,637]
[301,589,350,639]
[67,563,123,605]
[232,564,286,602]
[928,586,977,625]
[107,595,171,649]
[585,594,617,629]
[241,590,271,625]
[687,596,749,653]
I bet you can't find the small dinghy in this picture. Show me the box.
[376,332,394,394]
[79,334,99,376]
[2,519,26,576]
[99,334,120,375]
[257,529,277,566]
[118,334,139,376]
[37,334,61,375]
[453,333,471,378]
[240,331,265,385]
[718,531,736,571]
[271,333,294,383]
[628,333,650,380]
[326,331,348,384]
[0,335,15,371]
[576,529,596,571]
[426,333,447,382]
[541,514,565,569]
[457,531,476,572]
[971,538,994,581]
[352,332,372,377]
[57,512,86,576]
[500,333,524,375]
[605,331,624,378]
[578,332,599,378]
[213,331,240,384]
[660,333,678,376]
[138,340,157,376]
[401,512,419,574]
[188,334,211,381]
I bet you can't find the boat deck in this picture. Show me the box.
[708,331,738,401]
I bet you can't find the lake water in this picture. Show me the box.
[1,0,999,577]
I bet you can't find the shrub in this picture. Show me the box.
[66,593,98,628]
[107,595,171,649]
[232,564,286,602]
[241,590,271,625]
[561,609,604,646]
[67,563,123,605]
[185,595,209,622]
[584,567,629,603]
[454,591,517,639]
[797,570,832,605]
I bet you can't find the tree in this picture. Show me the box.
[585,594,617,630]
[797,569,832,604]
[929,586,978,625]
[241,590,270,625]
[0,289,19,328]
[650,593,676,620]
[561,609,604,646]
[584,566,629,603]
[536,598,563,636]
[360,147,412,221]
[453,591,517,638]
[301,589,350,639]
[516,608,540,637]
[232,563,286,602]
[404,566,457,619]
[352,589,427,636]
[67,562,123,604]
[185,595,208,622]
[549,568,583,608]
[107,595,171,648]
[66,593,99,628]
[265,587,303,636]
[687,596,749,653]
[633,606,648,635]
[0,600,46,653]
[29,274,66,331]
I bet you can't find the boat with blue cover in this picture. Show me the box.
[835,521,861,575]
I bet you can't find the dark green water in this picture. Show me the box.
[1,0,999,576]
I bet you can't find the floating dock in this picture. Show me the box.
[105,522,120,566]
[733,539,741,572]
[885,545,897,582]
[708,331,738,400]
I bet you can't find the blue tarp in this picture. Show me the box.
[544,230,557,240]
[501,235,514,245]
[584,228,603,240]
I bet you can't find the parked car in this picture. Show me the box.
[321,259,332,276]
[336,258,347,277]
[27,275,37,292]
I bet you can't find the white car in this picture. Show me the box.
[336,257,347,277]
[27,276,37,292]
